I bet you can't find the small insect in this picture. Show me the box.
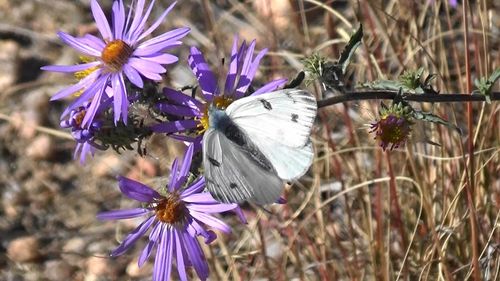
[203,89,317,204]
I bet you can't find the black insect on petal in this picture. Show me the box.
[208,157,220,167]
[259,99,273,110]
[291,113,299,122]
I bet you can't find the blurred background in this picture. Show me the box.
[0,0,499,280]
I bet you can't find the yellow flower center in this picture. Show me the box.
[197,96,234,133]
[73,56,99,97]
[101,40,133,72]
[154,194,186,224]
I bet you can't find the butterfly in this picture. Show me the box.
[202,89,317,204]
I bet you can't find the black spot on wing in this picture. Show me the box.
[291,113,299,122]
[230,183,237,189]
[259,99,273,110]
[208,157,220,167]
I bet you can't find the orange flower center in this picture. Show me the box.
[74,110,86,127]
[101,40,133,72]
[154,195,186,224]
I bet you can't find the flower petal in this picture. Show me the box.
[154,226,173,281]
[81,34,106,51]
[110,73,129,124]
[60,73,107,118]
[190,210,231,233]
[138,239,155,267]
[110,215,155,257]
[174,229,188,281]
[187,202,238,214]
[252,78,288,96]
[178,143,194,183]
[112,0,126,40]
[167,158,179,192]
[188,218,216,243]
[57,31,101,57]
[126,0,145,42]
[123,63,144,88]
[139,53,178,65]
[129,0,155,43]
[224,35,240,94]
[161,87,203,111]
[180,177,205,198]
[155,103,199,117]
[188,47,217,101]
[118,176,162,202]
[181,231,209,280]
[151,119,199,134]
[138,1,176,41]
[81,79,107,128]
[97,208,150,220]
[128,57,165,80]
[90,0,113,41]
[136,27,190,51]
[50,69,101,101]
[41,61,100,73]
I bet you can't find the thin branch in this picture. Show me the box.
[317,91,500,108]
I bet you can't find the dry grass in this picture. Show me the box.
[187,1,499,280]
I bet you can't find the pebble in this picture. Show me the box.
[7,236,40,262]
[43,260,74,281]
[26,135,53,160]
[0,40,19,92]
[91,154,125,177]
[126,157,158,181]
[252,0,292,30]
[61,238,86,266]
[126,257,153,278]
[85,256,118,277]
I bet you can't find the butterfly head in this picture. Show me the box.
[207,105,231,130]
[198,96,234,133]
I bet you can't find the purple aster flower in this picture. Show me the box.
[60,95,112,163]
[151,36,288,149]
[42,0,190,127]
[97,144,245,281]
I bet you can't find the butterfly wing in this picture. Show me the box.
[203,127,284,204]
[226,89,317,180]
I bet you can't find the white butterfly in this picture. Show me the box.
[202,89,317,204]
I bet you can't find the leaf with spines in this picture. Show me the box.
[338,24,363,74]
[412,111,461,135]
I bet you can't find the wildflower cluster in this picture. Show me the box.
[43,1,289,279]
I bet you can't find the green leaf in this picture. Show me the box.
[474,68,500,104]
[358,80,402,91]
[413,111,462,135]
[338,25,363,74]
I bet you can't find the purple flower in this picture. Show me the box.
[42,0,190,127]
[60,96,111,163]
[97,144,245,281]
[151,36,288,149]
[369,102,414,151]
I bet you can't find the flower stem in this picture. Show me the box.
[462,1,481,281]
[317,91,500,108]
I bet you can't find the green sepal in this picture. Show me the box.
[474,67,500,104]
